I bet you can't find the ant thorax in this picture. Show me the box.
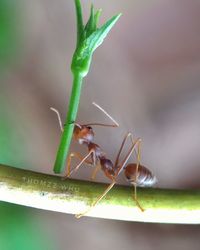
[88,142,106,158]
[73,124,94,144]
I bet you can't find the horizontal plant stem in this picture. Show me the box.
[0,164,200,224]
[53,72,83,174]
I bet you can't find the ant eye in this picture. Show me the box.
[87,126,92,130]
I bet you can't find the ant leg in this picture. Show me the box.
[133,183,144,212]
[64,152,93,179]
[66,150,95,178]
[82,123,118,128]
[114,137,144,211]
[114,132,132,167]
[128,134,142,177]
[76,135,138,218]
[135,138,141,182]
[76,180,116,218]
[50,107,64,132]
[115,135,141,175]
[127,133,140,160]
[114,132,140,168]
[134,140,145,211]
[90,163,101,180]
[81,102,119,128]
[129,138,144,212]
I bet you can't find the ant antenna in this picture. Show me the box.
[50,107,64,132]
[92,102,119,127]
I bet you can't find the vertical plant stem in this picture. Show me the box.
[53,0,121,173]
[53,72,83,173]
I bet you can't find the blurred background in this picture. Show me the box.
[0,0,200,249]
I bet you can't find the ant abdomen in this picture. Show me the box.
[124,163,157,187]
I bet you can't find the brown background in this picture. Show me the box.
[1,0,200,249]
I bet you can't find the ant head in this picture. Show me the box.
[73,124,94,144]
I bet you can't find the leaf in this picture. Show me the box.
[85,13,122,54]
[85,4,95,37]
[94,9,102,30]
[71,2,121,77]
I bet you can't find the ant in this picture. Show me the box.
[51,104,157,218]
[71,132,156,218]
[51,102,119,179]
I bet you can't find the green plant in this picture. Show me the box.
[53,0,121,173]
[1,0,199,225]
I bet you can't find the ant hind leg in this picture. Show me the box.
[76,180,116,218]
[131,139,145,212]
[116,135,144,212]
[133,183,144,212]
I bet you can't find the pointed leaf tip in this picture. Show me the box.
[85,13,122,53]
[85,3,95,36]
[72,2,122,78]
[94,9,102,29]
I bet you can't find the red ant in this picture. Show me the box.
[51,102,119,179]
[51,104,157,218]
[72,132,156,218]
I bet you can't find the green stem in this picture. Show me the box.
[53,72,83,173]
[53,1,121,173]
[74,0,83,46]
[1,164,200,224]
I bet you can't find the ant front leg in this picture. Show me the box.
[64,152,93,178]
[66,149,96,178]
